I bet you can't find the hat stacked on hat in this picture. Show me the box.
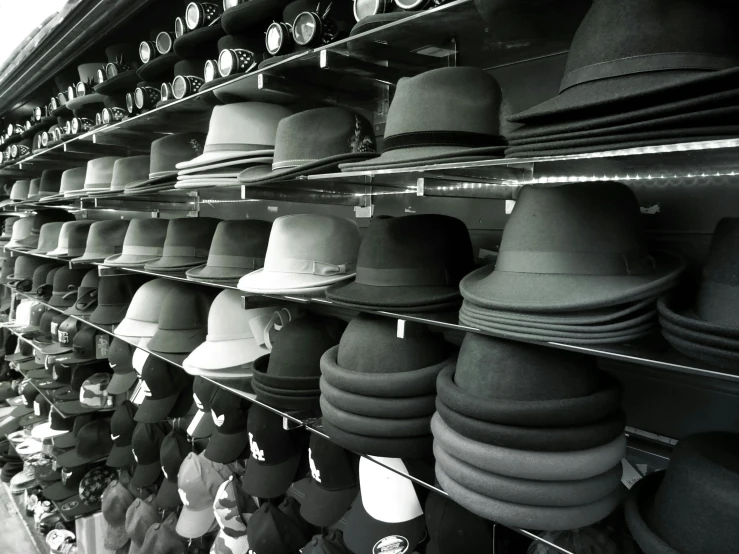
[103,218,169,267]
[458,183,685,343]
[326,214,475,312]
[252,316,341,412]
[626,432,739,554]
[658,218,739,371]
[320,314,454,459]
[505,0,739,157]
[143,217,220,273]
[432,332,627,531]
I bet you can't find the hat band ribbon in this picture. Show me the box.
[266,258,355,276]
[162,246,210,257]
[206,254,264,269]
[382,131,506,153]
[559,52,739,93]
[356,266,451,286]
[495,251,655,276]
[122,246,164,256]
[203,143,270,153]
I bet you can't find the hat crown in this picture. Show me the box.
[177,452,227,509]
[10,180,30,200]
[206,291,273,340]
[647,432,739,552]
[204,102,292,150]
[85,220,130,251]
[111,156,150,190]
[125,494,158,544]
[272,107,375,169]
[77,63,104,83]
[173,59,206,78]
[161,429,189,481]
[266,317,340,379]
[337,313,453,373]
[384,67,502,139]
[28,179,40,197]
[162,216,220,250]
[207,219,272,260]
[104,43,138,64]
[217,33,265,54]
[76,418,113,458]
[97,275,140,306]
[60,167,86,193]
[53,221,93,251]
[454,332,603,400]
[101,480,135,526]
[157,286,213,331]
[110,400,137,444]
[52,266,87,294]
[149,132,206,176]
[84,157,122,189]
[32,210,74,233]
[121,218,169,249]
[123,279,184,324]
[66,222,95,252]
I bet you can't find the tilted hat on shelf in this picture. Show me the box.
[238,214,361,294]
[114,279,187,343]
[65,63,106,110]
[124,132,207,192]
[41,167,86,201]
[157,59,210,108]
[46,221,94,257]
[143,216,220,272]
[239,107,377,183]
[49,267,89,308]
[173,9,225,60]
[102,218,170,266]
[70,219,130,263]
[28,170,64,201]
[176,103,291,171]
[95,44,140,95]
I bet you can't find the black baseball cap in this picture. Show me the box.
[43,463,90,501]
[134,356,191,423]
[131,422,167,488]
[41,316,79,356]
[53,413,95,450]
[155,428,189,509]
[33,312,67,349]
[52,362,106,402]
[243,404,305,499]
[55,418,113,468]
[56,326,104,365]
[246,498,313,554]
[16,302,47,334]
[204,388,249,464]
[300,435,359,527]
[107,337,138,395]
[424,492,492,554]
[6,336,32,362]
[106,400,138,468]
[190,377,218,439]
[18,394,51,427]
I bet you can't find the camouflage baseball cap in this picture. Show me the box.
[56,372,115,416]
[212,475,258,554]
[102,478,136,550]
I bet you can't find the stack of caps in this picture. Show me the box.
[326,214,475,312]
[173,103,287,188]
[505,0,739,158]
[432,333,627,530]
[143,217,220,274]
[459,183,686,344]
[626,432,739,554]
[252,316,341,412]
[320,314,454,459]
[658,218,739,372]
[238,214,361,296]
[103,218,169,267]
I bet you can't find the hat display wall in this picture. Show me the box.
[238,214,361,295]
[143,216,220,273]
[66,63,106,111]
[137,27,181,82]
[103,218,170,267]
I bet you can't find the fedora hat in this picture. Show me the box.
[185,219,272,283]
[47,221,94,258]
[66,157,122,196]
[102,218,169,266]
[222,0,291,34]
[90,155,150,196]
[15,209,75,250]
[200,34,268,92]
[114,279,186,343]
[461,183,685,312]
[147,286,215,357]
[64,269,100,318]
[5,217,34,248]
[65,63,106,111]
[342,68,506,171]
[9,180,30,202]
[70,220,130,263]
[510,0,739,125]
[64,221,101,259]
[124,133,206,192]
[48,267,89,307]
[143,216,220,272]
[28,170,64,201]
[27,179,40,200]
[94,44,140,95]
[626,432,739,554]
[238,214,361,294]
[41,167,86,202]
[90,275,146,326]
[327,214,475,310]
[239,107,376,183]
[176,103,290,171]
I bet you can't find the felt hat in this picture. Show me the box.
[4,216,33,248]
[137,20,183,81]
[625,432,739,554]
[147,286,215,356]
[14,209,74,250]
[28,170,64,201]
[9,180,30,202]
[155,59,210,108]
[222,0,292,34]
[70,156,123,195]
[95,44,140,95]
[90,275,145,325]
[63,222,100,259]
[65,63,106,110]
[70,220,130,263]
[327,214,475,310]
[185,219,272,283]
[176,103,290,171]
[102,218,170,266]
[137,47,180,82]
[238,214,361,294]
[46,221,94,257]
[114,279,187,343]
[124,132,207,192]
[63,269,101,318]
[460,182,685,312]
[200,34,268,92]
[48,267,89,308]
[41,167,86,201]
[238,107,377,183]
[510,0,739,125]
[97,156,150,194]
[143,216,220,272]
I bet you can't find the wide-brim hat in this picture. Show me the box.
[175,159,273,181]
[137,52,180,81]
[321,418,431,459]
[222,0,292,33]
[660,329,739,370]
[183,336,266,373]
[66,93,105,111]
[237,268,352,294]
[239,153,375,184]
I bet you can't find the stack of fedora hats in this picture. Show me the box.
[88,156,150,196]
[320,314,454,459]
[505,0,739,158]
[459,182,685,344]
[626,431,739,554]
[658,218,739,371]
[174,103,291,188]
[326,214,475,313]
[433,332,627,531]
[103,218,169,267]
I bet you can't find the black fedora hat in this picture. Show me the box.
[510,0,739,125]
[66,63,106,111]
[460,183,685,312]
[157,60,210,107]
[200,34,268,92]
[222,0,292,34]
[625,432,739,554]
[95,44,140,95]
[173,8,225,59]
[326,214,475,309]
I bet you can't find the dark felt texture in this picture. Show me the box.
[661,329,739,372]
[145,217,220,270]
[251,379,319,411]
[320,396,432,438]
[321,418,432,459]
[624,472,676,554]
[148,286,213,354]
[659,316,739,350]
[251,355,322,390]
[319,378,436,419]
[221,0,292,33]
[173,26,224,59]
[658,295,739,338]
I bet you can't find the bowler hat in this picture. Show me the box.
[103,218,169,266]
[143,217,220,272]
[460,183,685,312]
[625,432,739,554]
[124,133,206,192]
[65,63,106,110]
[95,44,140,95]
[70,220,130,263]
[510,0,739,125]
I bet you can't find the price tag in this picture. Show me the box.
[397,319,406,339]
[96,334,110,359]
[621,459,645,489]
[50,321,59,337]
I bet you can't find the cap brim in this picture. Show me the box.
[183,337,266,372]
[176,506,218,539]
[106,444,134,468]
[155,477,181,509]
[54,400,102,416]
[55,448,100,468]
[59,494,101,518]
[131,461,162,488]
[52,431,76,450]
[114,318,159,340]
[237,268,353,294]
[134,393,180,423]
[204,428,249,464]
[42,480,78,501]
[31,422,68,440]
[243,455,300,499]
[107,371,139,395]
[90,304,130,325]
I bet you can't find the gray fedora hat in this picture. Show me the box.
[103,218,169,267]
[510,0,739,125]
[341,67,506,171]
[124,133,207,192]
[70,220,130,263]
[143,217,220,272]
[659,316,739,351]
[460,183,685,312]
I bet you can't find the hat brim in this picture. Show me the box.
[339,145,506,171]
[55,400,108,416]
[107,371,139,395]
[155,477,181,509]
[238,153,378,184]
[42,480,78,501]
[177,156,273,176]
[65,94,106,111]
[661,329,739,370]
[35,379,65,390]
[41,342,73,356]
[52,387,78,402]
[300,479,358,527]
[624,472,673,554]
[102,254,163,267]
[90,304,130,325]
[59,495,101,518]
[131,460,161,487]
[184,264,250,282]
[326,279,461,309]
[176,505,218,539]
[123,173,177,191]
[183,337,266,372]
[344,493,426,554]
[190,409,216,439]
[222,0,291,33]
[137,53,181,81]
[174,179,243,189]
[103,519,130,551]
[106,444,134,468]
[243,455,301,499]
[320,418,433,459]
[176,150,274,171]
[147,328,206,354]
[144,257,207,271]
[114,318,158,341]
[134,393,181,423]
[52,431,76,450]
[173,25,224,59]
[237,268,354,294]
[657,294,739,338]
[94,70,139,95]
[204,428,249,464]
[31,422,69,440]
[55,447,103,468]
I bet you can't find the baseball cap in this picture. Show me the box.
[52,362,106,402]
[6,337,33,363]
[102,477,136,550]
[243,405,305,499]
[176,452,231,539]
[56,372,116,415]
[190,376,218,439]
[211,474,258,554]
[42,463,90,501]
[140,518,187,554]
[40,316,79,356]
[31,407,74,440]
[107,400,137,468]
[55,418,113,468]
[343,457,428,554]
[52,413,94,450]
[155,428,189,509]
[16,302,47,335]
[131,422,167,488]
[246,497,313,554]
[107,337,138,394]
[17,394,51,427]
[205,388,250,464]
[301,530,354,554]
[134,356,191,423]
[55,326,103,365]
[424,491,492,554]
[125,494,160,554]
[300,435,359,527]
[33,312,67,351]
[57,466,116,518]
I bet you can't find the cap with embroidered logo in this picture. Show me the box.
[190,376,218,439]
[107,400,138,468]
[204,388,249,464]
[58,326,104,366]
[155,428,189,509]
[134,356,192,423]
[42,463,89,501]
[58,466,116,517]
[107,337,137,395]
[131,422,167,488]
[41,315,79,356]
[55,418,113,468]
[176,451,232,538]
